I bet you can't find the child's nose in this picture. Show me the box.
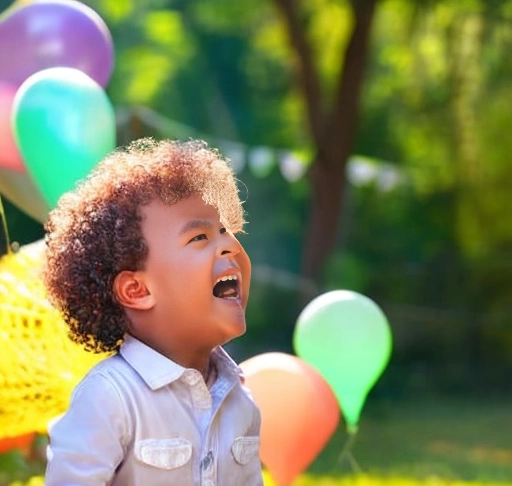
[218,232,241,257]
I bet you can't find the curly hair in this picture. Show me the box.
[43,138,246,353]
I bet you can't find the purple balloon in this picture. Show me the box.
[0,0,114,87]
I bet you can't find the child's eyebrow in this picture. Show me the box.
[179,219,214,235]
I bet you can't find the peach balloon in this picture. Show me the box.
[240,352,340,486]
[0,82,25,172]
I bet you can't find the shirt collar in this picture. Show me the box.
[119,334,242,390]
[211,345,245,384]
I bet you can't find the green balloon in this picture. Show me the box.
[12,67,116,208]
[294,290,392,431]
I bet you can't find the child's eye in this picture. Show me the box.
[220,227,227,234]
[189,234,207,242]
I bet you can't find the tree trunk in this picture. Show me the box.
[301,156,345,283]
[300,0,377,287]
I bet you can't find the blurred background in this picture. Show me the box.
[4,0,512,398]
[1,0,512,483]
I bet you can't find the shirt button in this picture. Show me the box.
[201,450,214,470]
[183,370,201,386]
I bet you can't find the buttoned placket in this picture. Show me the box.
[200,445,216,486]
[181,369,217,486]
[200,404,218,486]
[200,372,237,486]
[180,357,240,486]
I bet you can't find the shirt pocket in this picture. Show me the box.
[134,438,192,470]
[231,436,260,465]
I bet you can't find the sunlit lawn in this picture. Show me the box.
[2,395,511,486]
[264,473,512,486]
[9,472,511,486]
[296,394,512,485]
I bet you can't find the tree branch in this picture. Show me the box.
[323,0,377,164]
[271,0,324,145]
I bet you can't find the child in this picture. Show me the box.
[43,138,263,486]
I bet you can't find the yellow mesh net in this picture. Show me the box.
[0,240,109,438]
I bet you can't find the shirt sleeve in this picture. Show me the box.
[45,371,129,486]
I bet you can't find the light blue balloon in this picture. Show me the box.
[12,67,116,208]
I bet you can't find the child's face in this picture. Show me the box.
[133,193,251,362]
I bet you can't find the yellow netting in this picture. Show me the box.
[0,240,110,438]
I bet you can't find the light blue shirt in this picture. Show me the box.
[45,335,262,486]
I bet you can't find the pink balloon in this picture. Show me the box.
[0,82,24,172]
[0,0,114,87]
[240,353,340,486]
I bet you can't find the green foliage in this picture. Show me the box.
[0,200,43,253]
[3,0,511,392]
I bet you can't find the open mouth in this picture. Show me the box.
[213,274,240,300]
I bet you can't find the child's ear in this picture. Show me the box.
[114,271,155,310]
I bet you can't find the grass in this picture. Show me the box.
[8,473,512,486]
[300,394,512,484]
[3,395,512,486]
[264,472,512,486]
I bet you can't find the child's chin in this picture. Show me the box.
[223,322,247,342]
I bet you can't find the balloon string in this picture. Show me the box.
[0,196,12,256]
[335,429,362,474]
